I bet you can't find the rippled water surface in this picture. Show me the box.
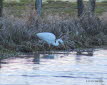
[0,49,107,85]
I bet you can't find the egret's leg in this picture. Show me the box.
[62,44,66,50]
[49,44,51,51]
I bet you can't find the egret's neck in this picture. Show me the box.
[52,39,63,46]
[52,39,60,46]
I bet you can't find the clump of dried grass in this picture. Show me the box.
[0,11,107,52]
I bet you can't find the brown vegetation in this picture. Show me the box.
[0,10,107,52]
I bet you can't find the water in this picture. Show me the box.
[0,49,107,85]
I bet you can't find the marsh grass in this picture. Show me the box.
[0,9,107,53]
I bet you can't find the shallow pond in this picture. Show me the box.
[0,49,107,85]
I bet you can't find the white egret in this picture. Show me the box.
[36,32,64,46]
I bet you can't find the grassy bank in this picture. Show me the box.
[0,1,107,59]
[0,12,107,52]
[3,1,107,17]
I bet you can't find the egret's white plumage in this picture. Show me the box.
[36,32,64,46]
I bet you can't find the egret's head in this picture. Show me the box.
[58,39,65,48]
[57,39,64,45]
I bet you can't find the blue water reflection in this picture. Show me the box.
[0,49,107,85]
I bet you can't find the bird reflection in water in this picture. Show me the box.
[42,54,55,59]
[75,54,93,64]
[32,53,56,64]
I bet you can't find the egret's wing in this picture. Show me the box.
[36,32,56,44]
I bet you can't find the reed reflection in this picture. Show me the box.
[33,53,40,64]
[75,54,93,64]
[0,61,1,68]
